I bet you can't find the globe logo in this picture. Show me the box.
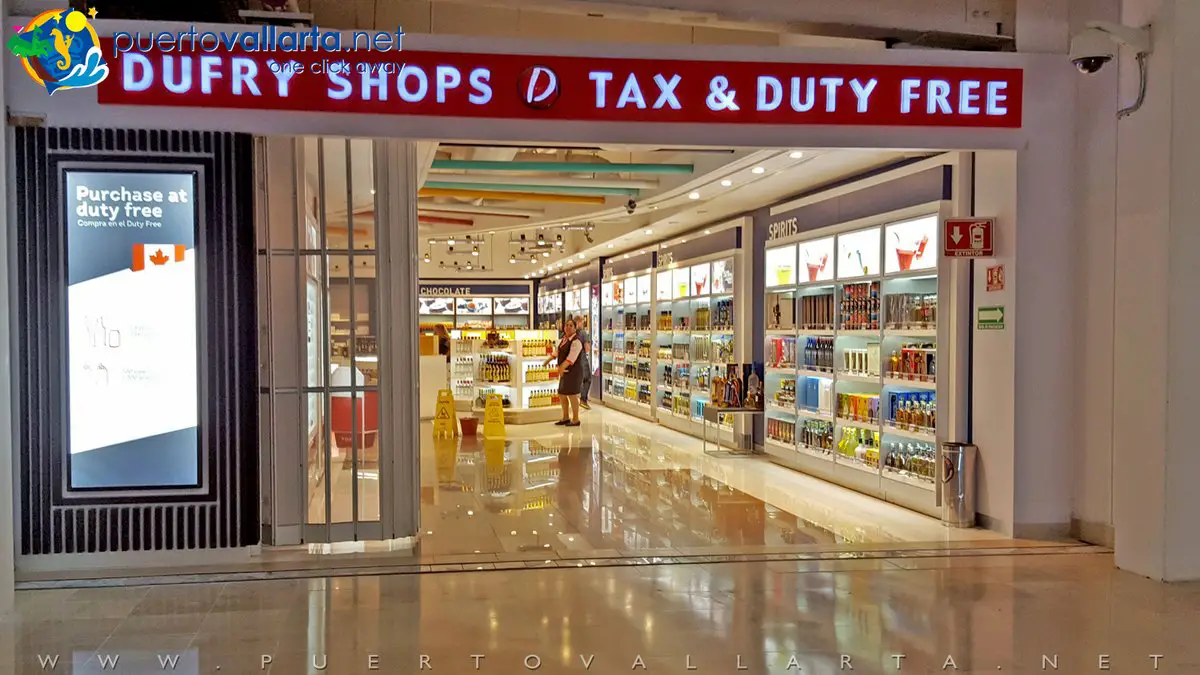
[7,8,109,95]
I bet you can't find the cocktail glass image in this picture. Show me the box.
[805,252,829,281]
[894,233,930,271]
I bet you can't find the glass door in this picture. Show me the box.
[258,135,384,544]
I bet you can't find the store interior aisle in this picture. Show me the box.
[415,406,1056,565]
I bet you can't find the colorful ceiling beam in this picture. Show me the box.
[417,214,475,226]
[417,202,543,217]
[424,181,637,197]
[430,160,694,174]
[426,173,659,190]
[418,188,606,205]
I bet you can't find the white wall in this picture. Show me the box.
[1070,0,1120,545]
[1068,0,1200,578]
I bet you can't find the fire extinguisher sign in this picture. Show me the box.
[942,217,995,258]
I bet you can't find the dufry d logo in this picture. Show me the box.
[518,66,559,110]
[7,7,109,95]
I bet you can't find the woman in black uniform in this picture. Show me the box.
[552,318,585,426]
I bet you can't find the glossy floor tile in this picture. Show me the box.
[412,405,1040,565]
[4,551,1199,674]
[17,406,1067,588]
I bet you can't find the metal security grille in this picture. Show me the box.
[12,127,259,555]
[255,137,383,545]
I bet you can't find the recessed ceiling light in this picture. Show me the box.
[644,229,653,235]
[751,166,765,174]
[681,239,687,244]
[578,254,586,260]
[607,243,614,249]
[720,179,733,187]
[488,230,496,235]
[688,191,700,200]
[789,151,804,159]
[523,275,529,279]
[543,251,550,257]
[624,254,630,259]
[447,238,456,246]
[704,229,712,235]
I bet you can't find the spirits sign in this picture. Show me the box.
[943,217,994,258]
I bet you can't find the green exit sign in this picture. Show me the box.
[977,306,1005,330]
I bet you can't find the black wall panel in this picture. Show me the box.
[13,127,259,554]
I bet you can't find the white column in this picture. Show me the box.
[376,140,421,538]
[1110,0,1200,580]
[0,0,15,616]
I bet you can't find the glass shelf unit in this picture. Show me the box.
[761,214,944,501]
[654,256,738,437]
[451,329,561,423]
[601,273,654,419]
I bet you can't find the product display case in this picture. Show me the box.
[536,290,563,330]
[761,213,952,516]
[601,272,655,420]
[654,253,741,444]
[451,329,560,423]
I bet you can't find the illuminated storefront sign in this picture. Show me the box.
[97,47,1023,128]
[64,168,201,490]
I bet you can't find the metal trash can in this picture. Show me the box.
[939,442,978,528]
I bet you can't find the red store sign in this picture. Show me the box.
[97,45,1024,128]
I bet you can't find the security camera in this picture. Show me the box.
[1070,21,1150,74]
[625,199,637,215]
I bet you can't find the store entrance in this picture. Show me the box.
[407,143,1006,564]
[257,136,386,544]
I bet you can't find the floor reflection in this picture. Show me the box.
[417,408,1014,564]
[7,551,1196,675]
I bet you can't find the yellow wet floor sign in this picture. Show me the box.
[482,393,506,438]
[433,389,458,438]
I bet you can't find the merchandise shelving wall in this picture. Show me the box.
[760,204,967,518]
[652,224,748,447]
[600,265,656,420]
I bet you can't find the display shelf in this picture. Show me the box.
[451,329,559,423]
[764,437,796,454]
[886,327,937,338]
[797,443,835,461]
[760,211,952,517]
[883,466,935,491]
[837,452,881,476]
[797,407,834,422]
[836,372,881,385]
[836,416,878,433]
[882,424,937,443]
[883,376,936,390]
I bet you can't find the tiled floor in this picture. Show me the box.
[411,405,1045,563]
[6,550,1200,674]
[19,405,1069,587]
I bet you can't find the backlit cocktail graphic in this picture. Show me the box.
[805,250,829,281]
[894,232,930,271]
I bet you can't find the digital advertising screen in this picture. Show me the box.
[64,169,201,491]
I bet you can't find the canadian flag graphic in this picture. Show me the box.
[131,244,186,272]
